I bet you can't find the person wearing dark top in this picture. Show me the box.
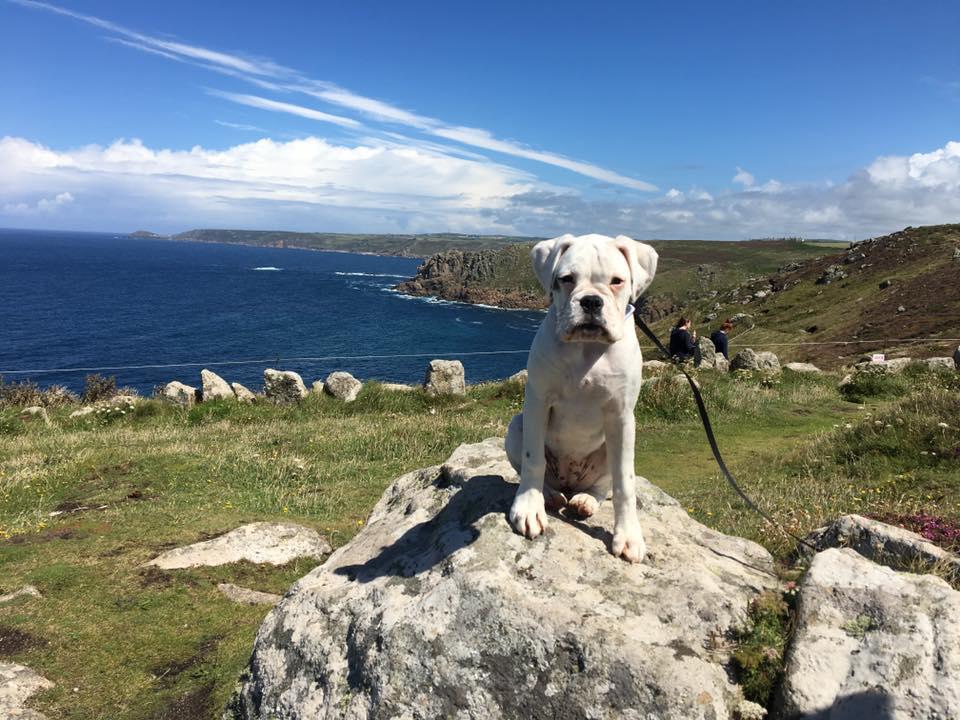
[710,320,733,360]
[668,317,697,361]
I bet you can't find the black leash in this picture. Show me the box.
[635,315,816,552]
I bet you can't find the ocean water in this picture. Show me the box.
[0,229,543,395]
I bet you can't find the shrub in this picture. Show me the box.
[731,590,792,707]
[81,374,118,403]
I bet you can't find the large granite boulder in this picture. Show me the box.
[730,348,781,373]
[320,371,363,403]
[201,368,235,401]
[147,522,331,569]
[231,383,257,403]
[161,380,197,407]
[229,439,777,719]
[263,369,308,403]
[423,359,466,396]
[775,548,960,718]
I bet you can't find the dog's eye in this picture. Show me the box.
[559,275,575,285]
[611,277,624,286]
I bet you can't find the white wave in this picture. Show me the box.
[335,271,409,279]
[252,266,282,271]
[381,287,545,314]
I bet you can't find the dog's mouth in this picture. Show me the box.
[566,321,612,342]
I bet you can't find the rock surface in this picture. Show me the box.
[730,348,781,372]
[201,369,235,401]
[162,381,197,407]
[263,369,308,403]
[507,369,528,384]
[775,548,960,719]
[229,439,777,720]
[379,382,415,392]
[218,583,282,605]
[147,522,331,569]
[694,336,716,368]
[0,662,53,719]
[921,356,955,370]
[783,362,822,374]
[423,359,466,396]
[322,371,362,402]
[855,357,912,375]
[231,383,257,403]
[18,407,50,426]
[804,514,960,581]
[642,359,669,372]
[0,585,41,604]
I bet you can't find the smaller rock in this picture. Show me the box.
[68,406,96,418]
[921,357,954,371]
[0,586,41,604]
[878,279,893,289]
[379,382,414,392]
[423,359,465,396]
[263,369,308,403]
[714,355,729,373]
[730,348,781,373]
[642,359,670,372]
[784,362,822,374]
[322,371,362,402]
[507,369,528,384]
[0,662,54,719]
[18,407,50,425]
[728,312,753,327]
[147,522,331,569]
[753,289,768,299]
[703,312,717,321]
[694,336,717,369]
[201,369,235,401]
[231,383,257,403]
[815,264,847,285]
[217,583,282,605]
[162,381,197,407]
[897,305,906,313]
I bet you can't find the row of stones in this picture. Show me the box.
[160,359,475,407]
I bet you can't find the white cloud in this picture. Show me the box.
[732,166,755,187]
[0,135,535,233]
[12,0,656,192]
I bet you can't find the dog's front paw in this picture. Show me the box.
[612,521,646,563]
[566,493,599,518]
[509,488,548,539]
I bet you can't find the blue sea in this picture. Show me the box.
[0,229,543,395]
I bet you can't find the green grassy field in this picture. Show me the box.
[1,368,958,719]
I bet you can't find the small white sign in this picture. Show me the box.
[871,353,885,363]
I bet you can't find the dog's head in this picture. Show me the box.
[532,233,658,344]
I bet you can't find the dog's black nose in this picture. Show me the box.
[580,295,604,313]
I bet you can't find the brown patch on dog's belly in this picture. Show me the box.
[545,444,607,494]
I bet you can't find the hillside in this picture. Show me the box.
[395,237,839,314]
[394,226,960,368]
[166,229,540,257]
[659,224,960,368]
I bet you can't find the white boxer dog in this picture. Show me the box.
[505,233,658,563]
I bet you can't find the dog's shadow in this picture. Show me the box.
[334,471,614,583]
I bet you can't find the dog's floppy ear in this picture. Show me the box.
[531,234,576,292]
[613,235,658,301]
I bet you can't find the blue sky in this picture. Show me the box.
[1,0,959,238]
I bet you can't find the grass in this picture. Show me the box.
[1,369,958,718]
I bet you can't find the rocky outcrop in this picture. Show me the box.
[730,348,781,373]
[321,371,362,402]
[263,369,308,403]
[0,662,53,719]
[423,359,466,395]
[229,439,777,720]
[395,249,546,310]
[201,369,235,401]
[921,357,955,370]
[775,548,960,719]
[147,522,331,569]
[161,381,197,407]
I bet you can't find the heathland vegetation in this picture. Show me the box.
[1,361,958,718]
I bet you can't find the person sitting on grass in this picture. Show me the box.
[710,319,733,360]
[669,317,697,362]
